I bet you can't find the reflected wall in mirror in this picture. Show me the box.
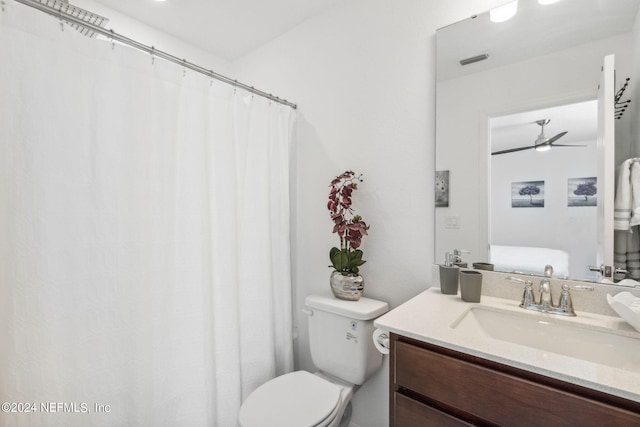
[490,100,598,281]
[435,0,640,283]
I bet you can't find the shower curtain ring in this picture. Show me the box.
[182,59,187,77]
[150,46,155,65]
[1,1,6,13]
[110,29,115,50]
[58,4,64,31]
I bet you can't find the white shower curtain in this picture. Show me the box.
[0,5,294,427]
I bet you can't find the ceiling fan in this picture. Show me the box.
[491,119,585,156]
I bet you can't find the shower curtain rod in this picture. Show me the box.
[13,0,298,109]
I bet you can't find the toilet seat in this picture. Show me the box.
[238,371,342,427]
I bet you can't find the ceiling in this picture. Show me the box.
[436,0,639,156]
[91,0,344,60]
[490,100,598,154]
[437,0,640,82]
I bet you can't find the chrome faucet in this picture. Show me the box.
[506,266,593,317]
[538,265,554,312]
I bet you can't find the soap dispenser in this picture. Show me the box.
[439,252,460,295]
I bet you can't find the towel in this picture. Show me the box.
[627,227,640,280]
[631,162,640,226]
[615,229,629,277]
[614,159,640,280]
[615,228,640,279]
[614,159,633,230]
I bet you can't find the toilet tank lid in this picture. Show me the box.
[305,294,389,320]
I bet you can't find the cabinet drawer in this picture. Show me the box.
[394,340,640,426]
[395,392,472,427]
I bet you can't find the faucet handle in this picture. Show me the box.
[506,276,537,308]
[522,282,537,308]
[557,284,594,316]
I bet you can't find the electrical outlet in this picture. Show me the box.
[445,216,460,229]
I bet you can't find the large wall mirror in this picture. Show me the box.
[435,0,640,283]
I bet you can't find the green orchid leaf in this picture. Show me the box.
[331,250,348,271]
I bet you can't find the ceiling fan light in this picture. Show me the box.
[490,1,518,23]
[535,144,551,152]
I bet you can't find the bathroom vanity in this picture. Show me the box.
[375,287,640,426]
[423,0,640,422]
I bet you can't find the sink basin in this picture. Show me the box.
[452,306,640,372]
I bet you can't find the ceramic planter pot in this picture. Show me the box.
[330,270,364,301]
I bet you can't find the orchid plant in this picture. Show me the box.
[327,171,369,275]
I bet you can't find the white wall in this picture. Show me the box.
[74,0,232,75]
[233,1,506,426]
[491,139,598,281]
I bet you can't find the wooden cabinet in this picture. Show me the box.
[394,392,472,426]
[390,333,640,427]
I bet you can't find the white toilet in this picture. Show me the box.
[238,294,389,427]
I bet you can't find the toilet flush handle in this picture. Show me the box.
[301,308,313,317]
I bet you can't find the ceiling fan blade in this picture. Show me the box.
[547,131,568,144]
[491,130,571,156]
[491,145,535,155]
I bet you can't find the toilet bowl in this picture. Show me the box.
[238,371,353,427]
[238,294,389,427]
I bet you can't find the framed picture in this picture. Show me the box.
[435,170,449,207]
[511,180,544,208]
[568,177,597,207]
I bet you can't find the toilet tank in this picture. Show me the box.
[305,294,389,385]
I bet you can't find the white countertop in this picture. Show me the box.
[374,287,640,403]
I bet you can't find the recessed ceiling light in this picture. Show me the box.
[490,1,518,23]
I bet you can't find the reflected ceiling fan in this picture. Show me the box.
[491,119,585,156]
